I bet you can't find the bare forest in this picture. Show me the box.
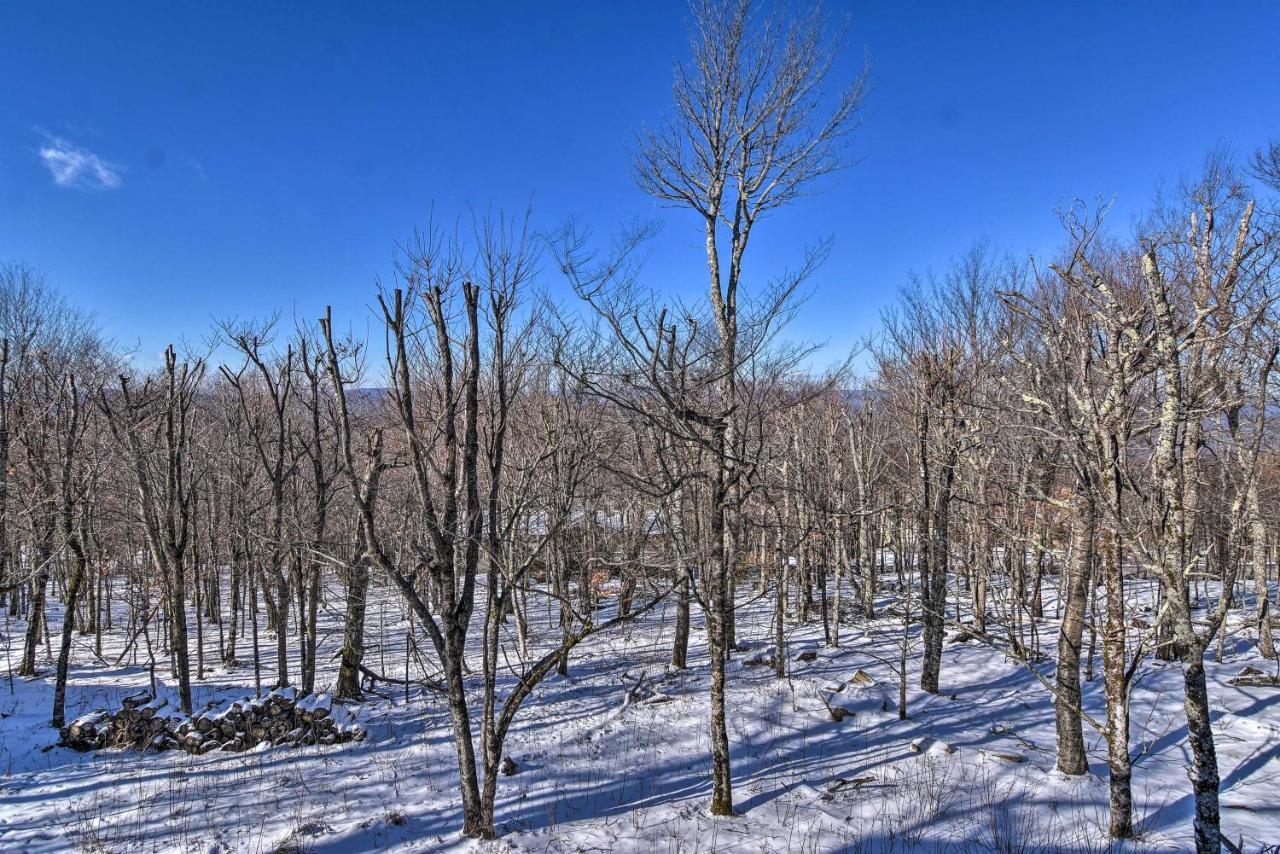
[4,3,1280,853]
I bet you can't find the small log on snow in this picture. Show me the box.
[137,696,168,720]
[69,710,111,737]
[827,775,876,793]
[121,691,152,711]
[326,707,367,742]
[1228,666,1280,687]
[297,692,332,721]
[167,712,193,735]
[148,734,178,752]
[60,709,113,749]
[265,687,298,715]
[826,706,853,723]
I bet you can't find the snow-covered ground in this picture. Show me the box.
[2,576,1278,852]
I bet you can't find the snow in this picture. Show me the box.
[2,577,1278,852]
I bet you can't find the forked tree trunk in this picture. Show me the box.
[442,638,487,838]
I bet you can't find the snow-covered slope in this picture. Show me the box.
[2,580,1277,852]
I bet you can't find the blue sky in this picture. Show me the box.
[2,1,1278,367]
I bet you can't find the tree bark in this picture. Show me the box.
[336,543,370,700]
[1055,485,1093,776]
[1248,481,1275,659]
[1100,522,1132,836]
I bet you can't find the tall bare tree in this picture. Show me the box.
[100,347,205,714]
[630,0,866,814]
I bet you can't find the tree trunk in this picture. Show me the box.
[707,462,734,816]
[444,636,489,838]
[168,551,193,714]
[921,452,952,695]
[1249,482,1275,659]
[20,528,53,676]
[672,557,690,669]
[915,411,936,693]
[52,541,89,728]
[774,530,787,679]
[1175,604,1222,854]
[336,548,370,699]
[1055,486,1093,776]
[225,545,242,667]
[1101,526,1132,837]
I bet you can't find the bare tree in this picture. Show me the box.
[1003,227,1151,837]
[324,215,659,839]
[629,0,866,814]
[100,347,205,714]
[219,321,297,689]
[1134,158,1276,853]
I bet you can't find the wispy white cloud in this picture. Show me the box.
[37,134,123,190]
